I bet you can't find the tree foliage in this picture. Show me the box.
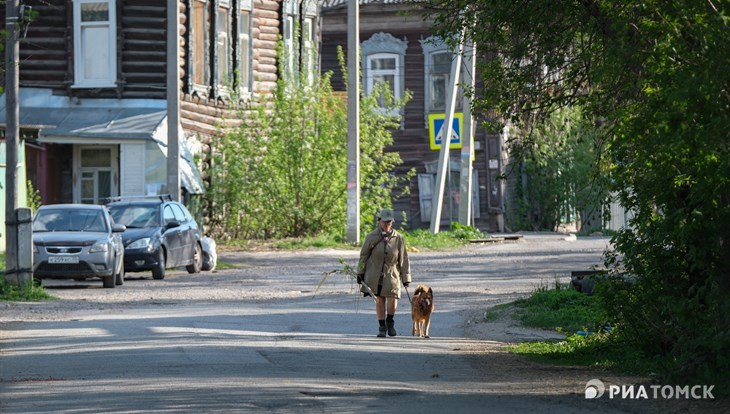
[423,0,730,389]
[207,45,411,240]
[509,106,608,232]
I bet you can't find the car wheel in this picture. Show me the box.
[186,242,203,274]
[201,251,212,271]
[152,248,166,280]
[115,255,125,286]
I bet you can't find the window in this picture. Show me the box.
[366,54,398,107]
[188,0,246,98]
[236,1,252,94]
[282,0,297,78]
[214,0,231,93]
[163,205,176,225]
[191,0,209,90]
[282,0,318,83]
[73,0,117,88]
[284,15,296,77]
[421,36,464,123]
[302,16,315,82]
[361,33,407,114]
[74,145,118,205]
[170,204,188,223]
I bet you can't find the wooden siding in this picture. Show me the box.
[179,0,282,160]
[119,1,168,98]
[15,1,69,89]
[7,0,169,99]
[2,0,285,203]
[321,5,501,231]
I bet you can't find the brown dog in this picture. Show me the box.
[411,284,434,338]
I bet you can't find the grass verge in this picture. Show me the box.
[221,224,487,252]
[0,252,56,301]
[0,278,56,301]
[496,282,655,376]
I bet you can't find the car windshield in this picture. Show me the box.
[33,209,107,232]
[109,205,159,228]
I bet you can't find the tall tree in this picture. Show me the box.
[423,0,729,387]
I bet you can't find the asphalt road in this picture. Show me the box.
[1,234,722,413]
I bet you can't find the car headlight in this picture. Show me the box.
[90,241,110,253]
[127,238,152,250]
[33,244,39,254]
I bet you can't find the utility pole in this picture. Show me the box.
[458,41,476,226]
[166,0,180,201]
[429,36,464,234]
[4,0,20,283]
[345,0,360,244]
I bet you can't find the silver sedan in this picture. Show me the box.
[32,204,126,288]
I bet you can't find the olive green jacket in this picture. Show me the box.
[358,228,411,298]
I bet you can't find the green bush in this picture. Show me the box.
[208,44,412,241]
[449,222,485,240]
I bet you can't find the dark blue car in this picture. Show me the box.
[107,196,202,280]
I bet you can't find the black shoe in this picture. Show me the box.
[386,320,397,337]
[377,326,387,337]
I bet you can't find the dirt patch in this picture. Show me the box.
[464,306,565,344]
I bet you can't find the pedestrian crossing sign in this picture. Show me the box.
[428,113,463,150]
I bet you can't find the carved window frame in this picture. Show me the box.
[361,32,407,116]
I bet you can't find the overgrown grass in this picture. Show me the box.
[0,278,56,301]
[272,234,353,250]
[498,282,655,376]
[221,224,487,252]
[0,252,55,301]
[486,280,605,333]
[512,330,653,375]
[513,282,605,333]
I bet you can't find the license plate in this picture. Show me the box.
[48,256,80,264]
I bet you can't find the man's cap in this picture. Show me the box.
[378,209,395,221]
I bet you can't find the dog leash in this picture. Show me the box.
[403,282,412,304]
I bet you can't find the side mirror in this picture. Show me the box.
[165,220,181,229]
[112,224,127,233]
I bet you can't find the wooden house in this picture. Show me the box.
[320,0,510,232]
[0,0,319,240]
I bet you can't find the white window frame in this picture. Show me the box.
[236,0,253,96]
[73,0,117,88]
[282,0,318,84]
[361,33,407,116]
[366,53,400,107]
[214,0,232,96]
[282,0,297,78]
[421,36,464,126]
[73,145,119,204]
[302,16,315,83]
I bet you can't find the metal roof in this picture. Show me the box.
[0,107,167,141]
[0,88,204,194]
[321,0,414,10]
